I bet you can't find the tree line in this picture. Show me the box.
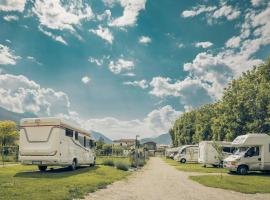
[170,58,270,146]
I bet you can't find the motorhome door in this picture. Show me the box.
[245,146,261,170]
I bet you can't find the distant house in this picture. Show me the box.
[143,141,157,151]
[113,139,136,148]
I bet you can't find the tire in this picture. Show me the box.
[69,159,77,171]
[180,158,186,163]
[38,165,47,172]
[237,165,248,175]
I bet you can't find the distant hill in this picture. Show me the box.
[140,133,172,145]
[0,107,37,123]
[91,131,113,144]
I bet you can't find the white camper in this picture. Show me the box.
[174,145,199,163]
[224,133,270,175]
[198,141,234,167]
[165,147,182,159]
[19,118,96,171]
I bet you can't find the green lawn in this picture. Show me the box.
[163,158,228,173]
[190,174,270,193]
[0,164,130,200]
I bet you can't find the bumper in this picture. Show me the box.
[223,163,238,171]
[19,155,67,166]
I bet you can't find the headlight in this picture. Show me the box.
[230,161,237,165]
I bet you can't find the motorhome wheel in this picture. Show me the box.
[38,165,47,172]
[237,165,248,175]
[180,158,186,163]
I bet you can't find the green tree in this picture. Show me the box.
[0,121,19,147]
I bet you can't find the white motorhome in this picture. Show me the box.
[165,147,182,159]
[224,133,270,175]
[174,145,199,163]
[19,118,96,171]
[198,141,234,167]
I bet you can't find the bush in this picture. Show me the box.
[115,161,129,171]
[138,159,146,167]
[102,159,114,166]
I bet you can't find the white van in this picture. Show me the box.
[224,133,270,175]
[198,141,234,167]
[174,145,199,163]
[19,118,96,171]
[165,147,182,159]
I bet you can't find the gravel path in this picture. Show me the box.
[83,157,270,200]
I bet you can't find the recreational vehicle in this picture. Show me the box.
[165,147,182,159]
[224,134,270,175]
[19,118,96,171]
[174,145,199,163]
[198,141,234,167]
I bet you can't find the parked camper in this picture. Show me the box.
[198,141,234,167]
[19,118,96,171]
[174,145,199,163]
[224,133,270,175]
[165,147,182,159]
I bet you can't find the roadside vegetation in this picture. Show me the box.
[170,59,270,146]
[164,158,228,173]
[190,174,270,193]
[0,164,130,200]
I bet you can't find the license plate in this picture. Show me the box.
[32,161,42,165]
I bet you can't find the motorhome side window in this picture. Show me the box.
[78,135,84,147]
[246,146,260,156]
[75,131,78,140]
[65,129,73,137]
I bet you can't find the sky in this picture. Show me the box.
[0,0,270,139]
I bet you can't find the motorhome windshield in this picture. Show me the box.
[233,147,249,155]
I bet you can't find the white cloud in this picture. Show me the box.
[149,76,212,108]
[225,36,241,48]
[89,26,114,44]
[3,15,19,21]
[26,56,42,66]
[123,72,136,77]
[195,41,213,48]
[0,73,72,116]
[81,76,91,84]
[109,58,135,74]
[182,3,240,24]
[123,80,148,89]
[88,57,103,66]
[0,0,26,12]
[211,3,240,21]
[139,36,151,44]
[97,9,111,21]
[33,0,93,32]
[82,105,181,139]
[109,0,147,27]
[0,44,21,65]
[177,43,185,48]
[251,0,264,7]
[181,5,216,18]
[39,27,68,45]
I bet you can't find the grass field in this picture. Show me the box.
[0,163,130,200]
[190,174,270,193]
[163,158,228,173]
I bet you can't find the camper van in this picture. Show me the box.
[224,134,270,175]
[19,118,96,171]
[174,145,199,163]
[165,147,182,159]
[198,141,234,167]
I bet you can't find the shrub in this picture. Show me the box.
[115,161,129,171]
[138,159,146,167]
[102,159,114,166]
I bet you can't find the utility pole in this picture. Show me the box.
[135,135,140,168]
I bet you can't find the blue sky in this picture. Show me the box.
[0,0,270,139]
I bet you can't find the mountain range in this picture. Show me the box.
[0,106,171,145]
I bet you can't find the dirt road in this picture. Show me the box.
[83,157,270,200]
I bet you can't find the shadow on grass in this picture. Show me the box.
[14,166,100,179]
[228,171,270,177]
